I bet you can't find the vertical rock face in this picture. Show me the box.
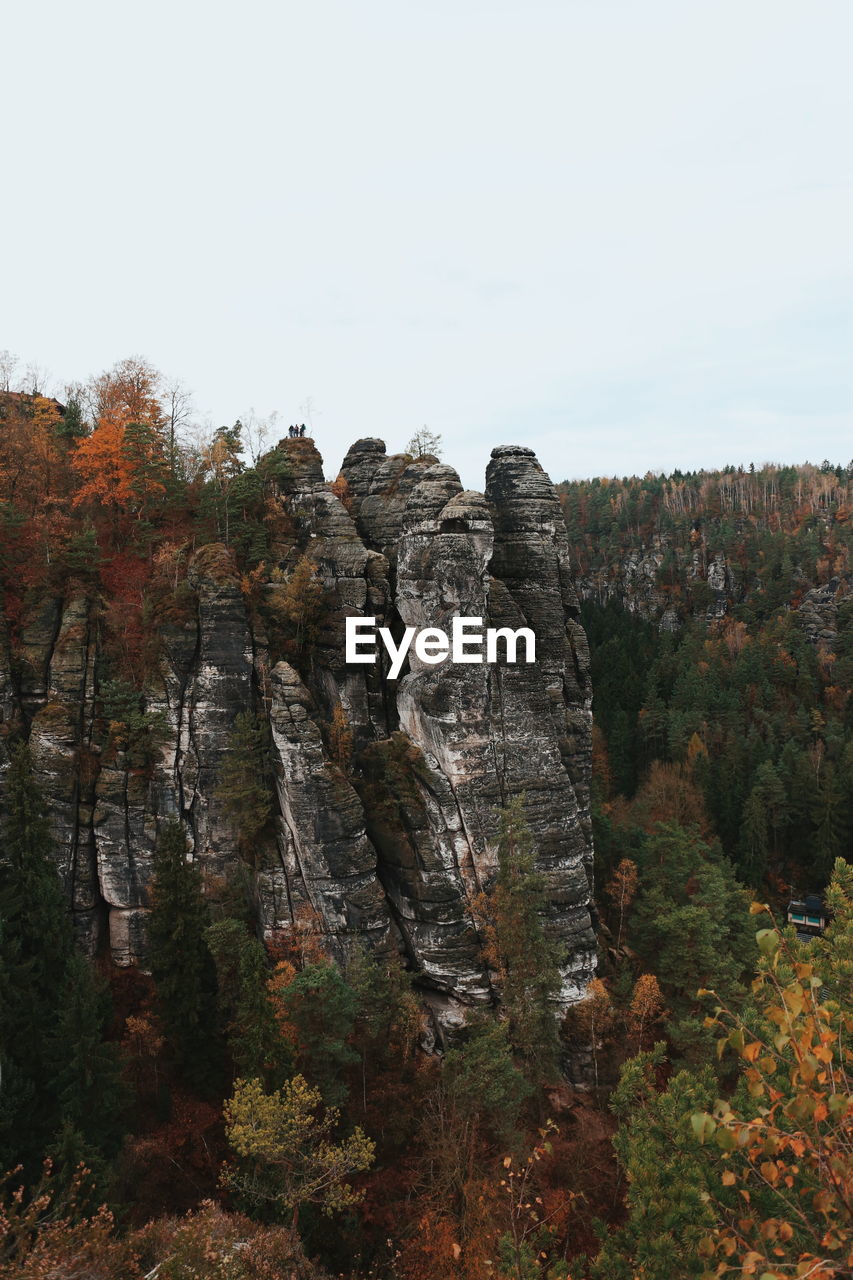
[266,660,396,957]
[8,435,596,1031]
[182,544,256,871]
[0,605,21,800]
[94,544,258,964]
[387,453,595,1009]
[341,440,596,1012]
[486,446,594,870]
[27,594,101,949]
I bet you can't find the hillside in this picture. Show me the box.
[556,464,853,893]
[558,462,851,628]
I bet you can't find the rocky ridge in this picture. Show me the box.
[0,437,597,1034]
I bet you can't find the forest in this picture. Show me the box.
[0,358,850,1280]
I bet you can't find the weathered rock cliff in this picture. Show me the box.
[2,437,596,1033]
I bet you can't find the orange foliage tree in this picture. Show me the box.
[604,858,638,950]
[691,896,852,1280]
[71,357,169,518]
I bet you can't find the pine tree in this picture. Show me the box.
[205,918,291,1087]
[489,796,563,1084]
[814,856,853,1006]
[223,1074,374,1230]
[147,820,222,1093]
[0,745,73,1175]
[630,822,756,1061]
[275,962,358,1107]
[215,711,273,858]
[54,394,88,441]
[51,951,128,1164]
[592,1050,717,1280]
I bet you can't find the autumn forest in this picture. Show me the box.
[0,356,850,1280]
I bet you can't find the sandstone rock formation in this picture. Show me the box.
[2,435,597,1031]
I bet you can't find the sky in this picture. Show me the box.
[3,0,852,490]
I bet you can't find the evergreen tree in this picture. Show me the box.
[811,760,845,882]
[51,951,128,1165]
[441,1017,531,1145]
[205,918,290,1087]
[0,745,73,1175]
[814,856,853,1006]
[489,796,563,1083]
[276,962,358,1107]
[54,394,88,441]
[738,786,770,885]
[147,820,222,1093]
[345,945,421,1071]
[215,711,273,858]
[591,1048,717,1280]
[630,822,756,1061]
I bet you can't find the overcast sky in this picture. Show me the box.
[4,0,852,489]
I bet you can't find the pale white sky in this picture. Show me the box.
[4,0,852,488]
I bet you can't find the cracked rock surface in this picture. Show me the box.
[3,435,596,1023]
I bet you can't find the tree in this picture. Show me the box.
[147,820,222,1093]
[215,711,273,858]
[0,745,129,1188]
[162,376,194,474]
[739,760,789,885]
[328,703,353,768]
[629,823,756,1059]
[591,1048,717,1280]
[273,556,326,652]
[812,761,846,882]
[272,963,358,1107]
[495,1121,564,1280]
[0,1162,139,1277]
[626,973,664,1051]
[50,951,128,1173]
[604,858,638,950]
[405,426,442,459]
[345,945,421,1074]
[201,421,244,544]
[54,393,88,442]
[206,918,291,1087]
[593,878,853,1280]
[487,797,563,1083]
[814,856,853,1006]
[86,355,163,428]
[0,348,17,391]
[72,357,169,519]
[0,745,73,1175]
[421,1017,530,1197]
[71,418,168,518]
[564,976,617,1091]
[100,676,169,771]
[223,1074,375,1228]
[341,946,422,1139]
[0,390,64,518]
[690,906,852,1279]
